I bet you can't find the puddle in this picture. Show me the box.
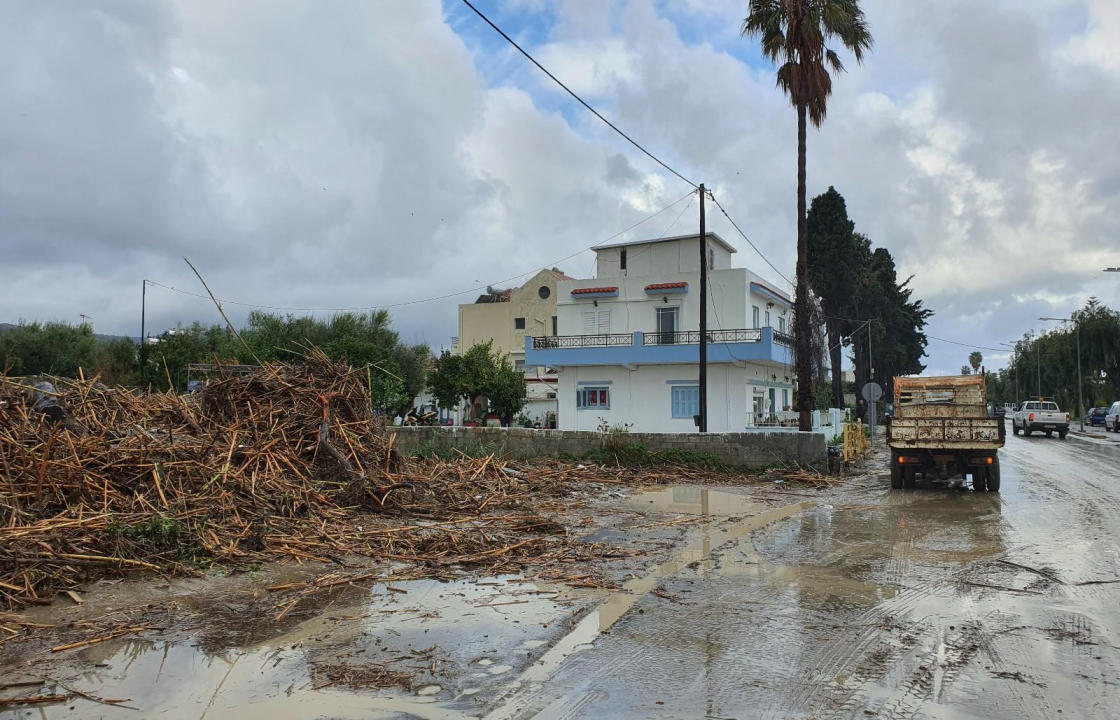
[625,486,765,517]
[483,498,818,719]
[4,576,592,719]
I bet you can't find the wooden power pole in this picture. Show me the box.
[698,184,708,433]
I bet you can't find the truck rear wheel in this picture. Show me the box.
[972,467,987,492]
[890,458,903,489]
[1059,429,1068,439]
[1023,426,1031,437]
[986,457,1001,492]
[903,466,916,489]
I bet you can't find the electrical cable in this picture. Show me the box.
[457,0,697,190]
[145,189,696,314]
[924,335,1011,354]
[708,192,794,287]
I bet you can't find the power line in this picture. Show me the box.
[925,335,1011,354]
[708,192,794,287]
[146,190,697,314]
[457,0,697,190]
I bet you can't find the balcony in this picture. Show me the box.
[526,327,793,368]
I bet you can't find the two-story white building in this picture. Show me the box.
[524,232,796,433]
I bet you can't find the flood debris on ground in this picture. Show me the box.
[0,355,833,663]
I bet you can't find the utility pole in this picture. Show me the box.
[140,279,148,372]
[1035,334,1041,398]
[698,184,708,433]
[1040,315,1084,430]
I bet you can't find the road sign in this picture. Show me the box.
[861,382,883,403]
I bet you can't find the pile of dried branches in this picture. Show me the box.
[0,352,610,611]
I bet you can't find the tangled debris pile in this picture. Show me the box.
[0,352,613,613]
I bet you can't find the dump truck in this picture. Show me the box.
[888,375,1005,492]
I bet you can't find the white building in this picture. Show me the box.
[524,233,796,433]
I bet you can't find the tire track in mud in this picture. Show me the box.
[481,500,818,720]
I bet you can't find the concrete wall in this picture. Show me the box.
[388,425,827,470]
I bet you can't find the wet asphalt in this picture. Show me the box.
[494,430,1120,719]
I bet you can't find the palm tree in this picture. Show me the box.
[743,0,872,431]
[969,351,983,373]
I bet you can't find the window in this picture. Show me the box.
[778,316,786,333]
[582,310,610,334]
[656,306,679,343]
[765,310,771,328]
[708,247,714,270]
[577,386,610,409]
[620,248,627,271]
[552,316,557,335]
[514,360,525,372]
[671,385,699,419]
[752,306,760,328]
[514,317,526,330]
[538,286,550,299]
[782,389,789,410]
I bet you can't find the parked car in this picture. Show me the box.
[1086,407,1108,427]
[1106,401,1120,433]
[1011,400,1069,439]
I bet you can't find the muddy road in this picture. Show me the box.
[3,431,1118,719]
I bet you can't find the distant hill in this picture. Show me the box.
[0,322,138,344]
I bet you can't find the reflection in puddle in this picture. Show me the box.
[626,486,765,517]
[483,497,818,720]
[11,576,588,720]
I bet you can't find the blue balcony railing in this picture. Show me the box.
[643,328,762,346]
[531,333,633,349]
[525,327,793,368]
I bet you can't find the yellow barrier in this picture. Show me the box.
[843,420,870,463]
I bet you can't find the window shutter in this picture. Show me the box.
[597,311,610,334]
[583,311,596,334]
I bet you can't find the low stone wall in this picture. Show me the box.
[388,426,826,470]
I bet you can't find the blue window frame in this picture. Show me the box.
[671,385,700,419]
[577,386,610,409]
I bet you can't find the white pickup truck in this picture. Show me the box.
[1011,400,1070,439]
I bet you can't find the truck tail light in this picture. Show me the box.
[1029,412,1035,422]
[1066,413,1070,422]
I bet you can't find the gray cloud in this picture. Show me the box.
[1,0,1117,376]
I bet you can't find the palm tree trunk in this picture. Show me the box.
[795,102,812,431]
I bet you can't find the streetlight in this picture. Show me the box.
[1040,315,1083,431]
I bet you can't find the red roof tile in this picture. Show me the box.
[571,286,619,295]
[644,282,688,291]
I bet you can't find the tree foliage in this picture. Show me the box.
[806,187,931,415]
[988,298,1120,415]
[2,312,430,415]
[427,342,526,425]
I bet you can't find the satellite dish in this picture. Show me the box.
[861,382,884,402]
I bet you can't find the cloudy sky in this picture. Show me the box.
[3,0,1118,374]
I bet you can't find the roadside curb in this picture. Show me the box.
[1069,429,1119,444]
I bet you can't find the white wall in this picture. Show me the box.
[558,268,749,335]
[555,363,749,433]
[595,237,734,279]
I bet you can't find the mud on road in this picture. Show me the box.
[3,431,1119,719]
